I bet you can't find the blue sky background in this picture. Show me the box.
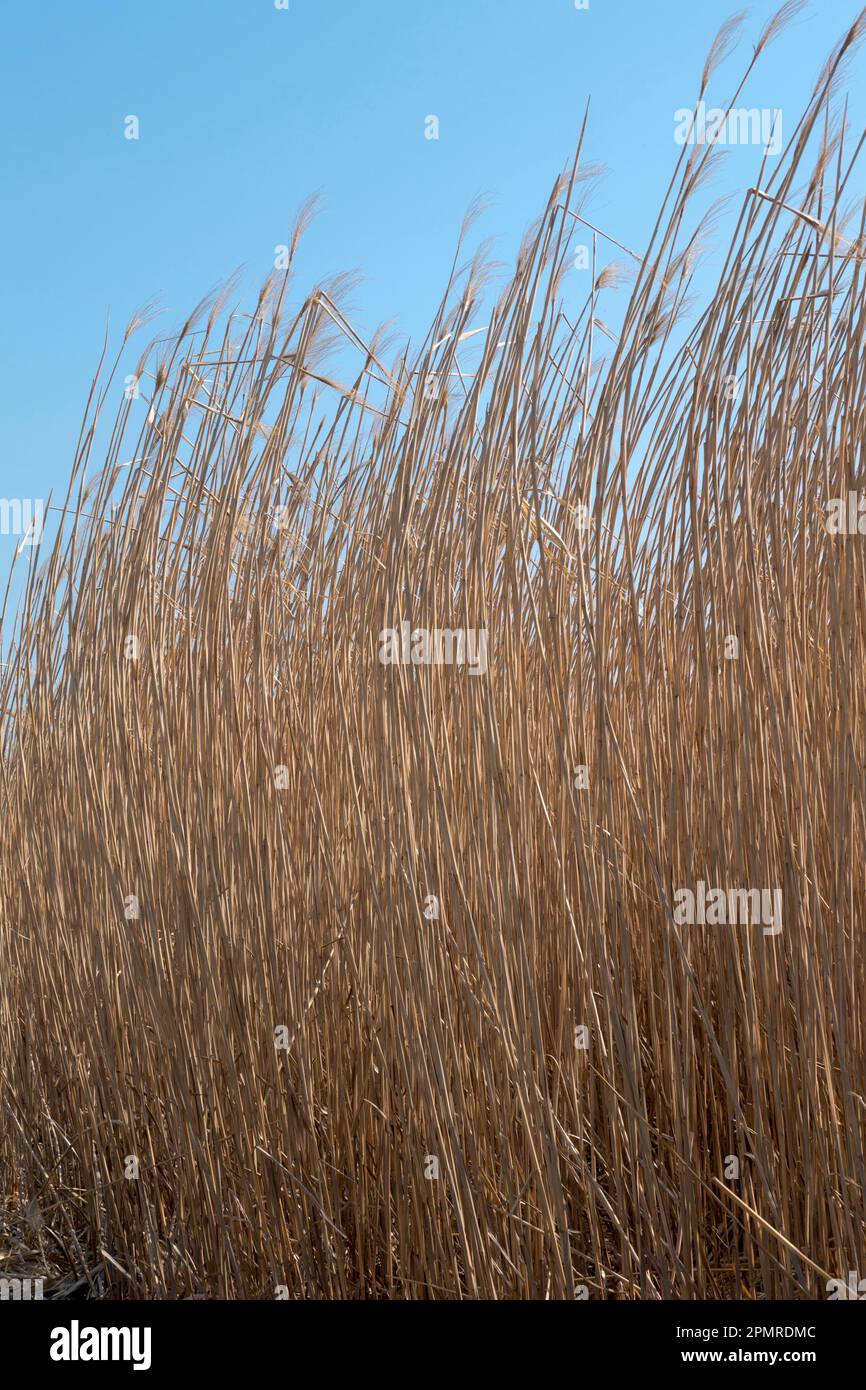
[2,0,866,603]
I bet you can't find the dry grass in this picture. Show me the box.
[2,6,866,1299]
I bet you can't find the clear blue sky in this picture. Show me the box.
[2,0,866,590]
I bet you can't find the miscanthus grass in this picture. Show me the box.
[1,4,865,1299]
